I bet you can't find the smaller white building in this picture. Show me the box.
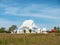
[41,28,48,34]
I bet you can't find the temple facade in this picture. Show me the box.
[11,20,48,34]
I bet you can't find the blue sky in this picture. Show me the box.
[0,0,60,30]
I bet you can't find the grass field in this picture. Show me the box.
[0,33,60,45]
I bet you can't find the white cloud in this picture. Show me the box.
[0,3,60,20]
[4,7,19,15]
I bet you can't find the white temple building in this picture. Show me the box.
[12,20,48,34]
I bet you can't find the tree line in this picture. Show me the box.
[0,25,60,33]
[0,25,17,33]
[54,27,60,33]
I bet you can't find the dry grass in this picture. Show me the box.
[0,33,60,45]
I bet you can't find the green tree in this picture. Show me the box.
[56,27,60,33]
[0,27,6,33]
[54,26,57,30]
[29,29,32,33]
[23,30,26,33]
[8,25,17,33]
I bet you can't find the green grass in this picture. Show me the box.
[0,33,60,45]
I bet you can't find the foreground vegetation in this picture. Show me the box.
[0,33,60,45]
[0,25,60,45]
